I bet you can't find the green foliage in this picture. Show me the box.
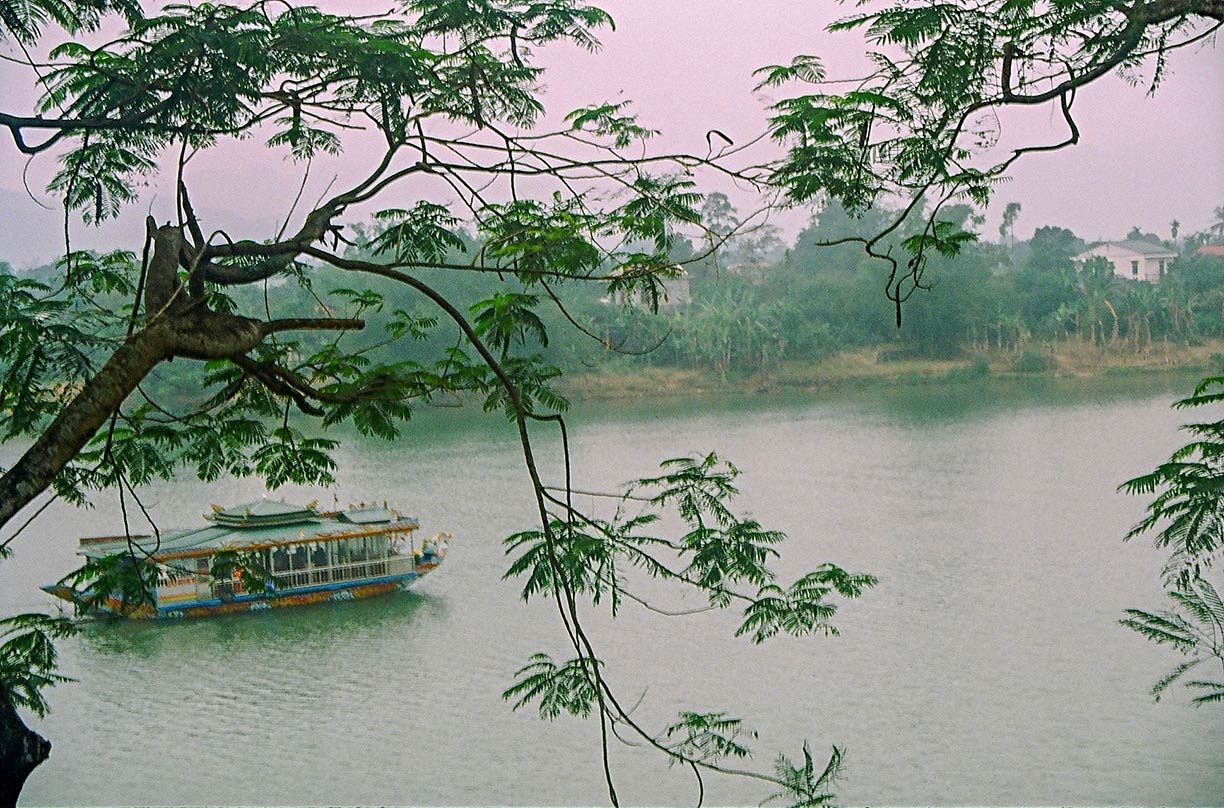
[758,0,1217,311]
[663,711,755,765]
[1026,227,1084,274]
[0,256,135,439]
[753,54,827,89]
[254,427,339,489]
[1120,375,1224,571]
[501,452,871,799]
[479,198,603,281]
[900,218,978,260]
[502,653,603,719]
[472,292,548,355]
[54,550,164,615]
[0,0,140,44]
[21,0,616,229]
[504,516,632,607]
[565,101,658,148]
[504,452,875,633]
[370,204,466,264]
[738,565,877,643]
[764,743,844,808]
[1013,347,1050,374]
[1122,374,1224,706]
[0,613,76,716]
[999,202,1021,244]
[944,354,991,381]
[767,1,1212,219]
[209,549,274,597]
[1120,576,1224,705]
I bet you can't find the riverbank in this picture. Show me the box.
[559,338,1224,399]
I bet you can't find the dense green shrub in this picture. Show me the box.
[945,354,991,380]
[1014,347,1050,373]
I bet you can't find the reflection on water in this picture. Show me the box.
[9,373,1224,806]
[76,591,445,659]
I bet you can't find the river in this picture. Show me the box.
[3,373,1222,806]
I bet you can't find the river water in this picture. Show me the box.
[3,373,1223,806]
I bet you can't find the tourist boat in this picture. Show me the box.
[42,498,449,619]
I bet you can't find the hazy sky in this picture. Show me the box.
[1,1,1221,267]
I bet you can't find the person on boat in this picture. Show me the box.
[272,547,289,572]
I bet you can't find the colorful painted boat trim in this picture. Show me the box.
[43,498,449,620]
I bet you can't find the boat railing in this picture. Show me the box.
[210,554,417,600]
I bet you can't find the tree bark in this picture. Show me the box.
[0,693,50,808]
[0,323,172,529]
[0,224,271,530]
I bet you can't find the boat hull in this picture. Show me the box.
[45,560,442,620]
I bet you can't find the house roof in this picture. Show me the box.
[1085,239,1176,256]
[1114,239,1177,256]
[77,501,419,560]
[1075,240,1179,264]
[1197,245,1224,257]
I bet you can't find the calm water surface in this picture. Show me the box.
[3,374,1223,806]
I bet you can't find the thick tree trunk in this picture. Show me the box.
[0,693,49,808]
[0,224,270,530]
[0,324,172,529]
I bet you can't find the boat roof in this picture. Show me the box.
[338,506,397,524]
[211,498,319,527]
[78,500,419,561]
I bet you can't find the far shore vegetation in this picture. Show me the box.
[9,197,1221,408]
[560,338,1224,400]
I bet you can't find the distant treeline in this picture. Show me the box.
[549,200,1224,378]
[6,200,1224,403]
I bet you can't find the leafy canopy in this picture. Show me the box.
[761,0,1223,319]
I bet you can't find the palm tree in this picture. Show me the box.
[1078,257,1118,345]
[999,201,1021,250]
[1122,283,1158,347]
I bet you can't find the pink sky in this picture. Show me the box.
[1,1,1221,266]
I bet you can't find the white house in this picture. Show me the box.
[1074,240,1178,282]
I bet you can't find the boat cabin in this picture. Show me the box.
[74,499,425,611]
